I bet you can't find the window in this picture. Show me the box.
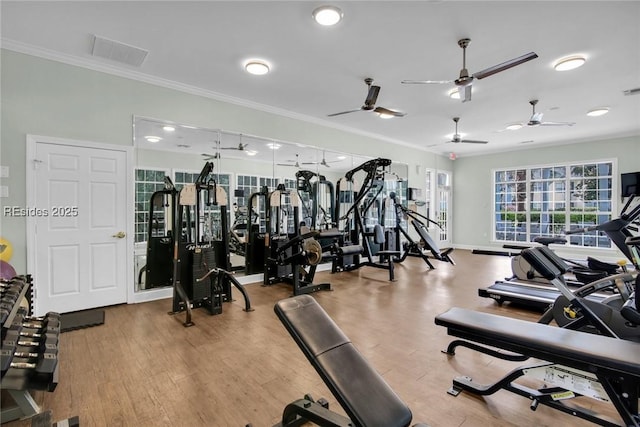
[494,161,614,248]
[134,168,169,243]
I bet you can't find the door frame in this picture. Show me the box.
[26,134,135,309]
[425,167,453,248]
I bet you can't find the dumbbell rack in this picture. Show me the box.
[1,275,61,424]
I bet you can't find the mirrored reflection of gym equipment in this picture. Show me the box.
[332,158,402,281]
[169,162,252,327]
[244,187,269,276]
[388,192,455,269]
[263,185,331,295]
[295,170,336,231]
[139,176,178,289]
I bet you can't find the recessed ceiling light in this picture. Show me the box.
[145,136,161,143]
[587,107,610,117]
[506,123,523,131]
[553,55,586,71]
[337,155,347,160]
[267,142,281,150]
[245,150,258,156]
[448,88,460,99]
[162,125,175,132]
[245,60,270,75]
[312,6,343,26]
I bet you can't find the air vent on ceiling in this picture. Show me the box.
[91,35,148,67]
[623,87,640,96]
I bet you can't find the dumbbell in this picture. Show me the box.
[3,328,59,346]
[12,312,61,333]
[0,349,58,383]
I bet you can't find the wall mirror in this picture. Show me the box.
[133,116,409,292]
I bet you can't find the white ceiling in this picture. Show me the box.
[2,1,639,158]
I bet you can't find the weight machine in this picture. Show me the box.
[263,185,331,295]
[295,170,336,231]
[388,192,455,269]
[332,158,401,281]
[169,162,252,327]
[139,176,178,289]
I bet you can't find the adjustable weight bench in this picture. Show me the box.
[435,307,640,426]
[273,295,428,427]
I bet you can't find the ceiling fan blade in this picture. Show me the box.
[374,106,406,117]
[365,85,381,106]
[401,79,453,84]
[473,51,538,80]
[539,121,576,126]
[460,139,489,144]
[327,108,362,117]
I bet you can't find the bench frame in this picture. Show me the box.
[436,307,640,427]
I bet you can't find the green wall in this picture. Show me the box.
[0,50,443,273]
[452,136,640,258]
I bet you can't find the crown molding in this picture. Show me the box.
[1,38,424,152]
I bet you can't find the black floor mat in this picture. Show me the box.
[60,309,105,332]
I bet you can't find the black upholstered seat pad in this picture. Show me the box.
[435,307,640,376]
[317,343,413,427]
[275,295,350,357]
[275,295,413,427]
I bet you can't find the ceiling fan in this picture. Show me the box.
[328,78,406,117]
[401,38,538,102]
[526,99,575,127]
[448,117,489,144]
[302,151,340,168]
[201,151,221,161]
[278,154,301,168]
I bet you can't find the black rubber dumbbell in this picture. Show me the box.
[3,351,58,383]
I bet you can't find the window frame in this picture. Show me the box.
[492,158,617,249]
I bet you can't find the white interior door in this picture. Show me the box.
[27,137,131,315]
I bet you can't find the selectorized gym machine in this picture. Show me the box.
[387,192,455,269]
[331,158,401,281]
[139,176,178,289]
[263,185,331,296]
[169,162,252,327]
[295,169,336,231]
[244,187,269,275]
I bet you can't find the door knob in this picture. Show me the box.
[112,231,126,239]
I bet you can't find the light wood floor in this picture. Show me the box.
[3,250,622,426]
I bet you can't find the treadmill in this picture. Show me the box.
[479,195,640,310]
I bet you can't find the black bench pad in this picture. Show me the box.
[435,307,640,376]
[275,295,414,427]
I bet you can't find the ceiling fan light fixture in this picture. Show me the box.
[553,55,586,71]
[144,135,161,143]
[312,6,343,26]
[586,107,610,117]
[244,60,270,75]
[378,111,394,119]
[448,88,460,99]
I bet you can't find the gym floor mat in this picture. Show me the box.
[60,309,105,332]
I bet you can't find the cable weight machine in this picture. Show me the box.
[169,162,252,327]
